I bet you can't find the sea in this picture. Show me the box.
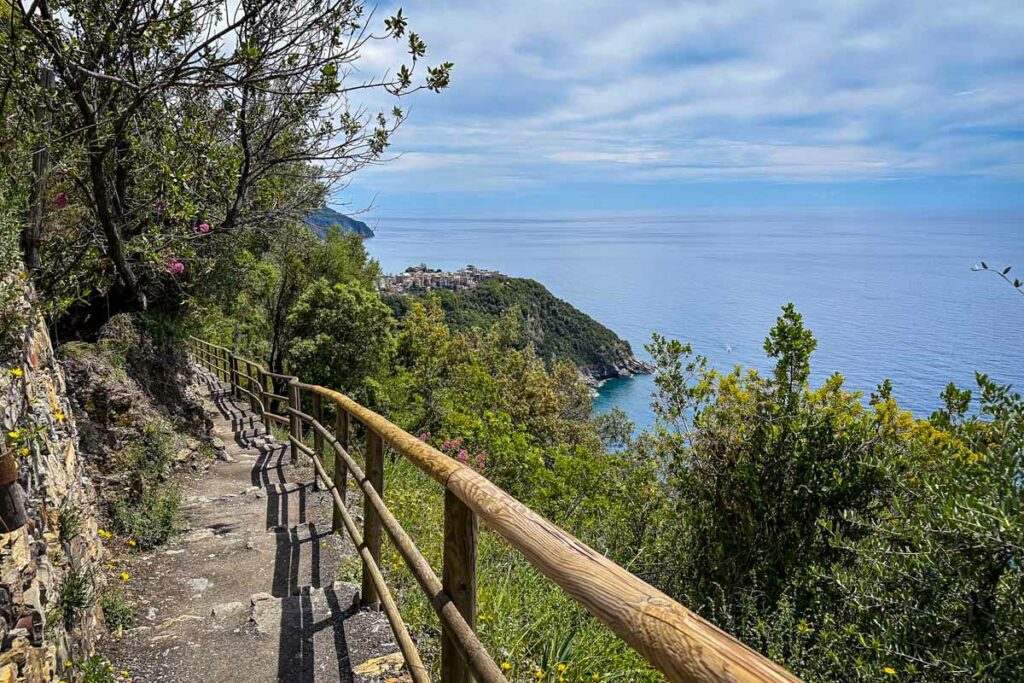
[366,211,1024,432]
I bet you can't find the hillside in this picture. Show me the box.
[305,206,375,238]
[386,276,653,385]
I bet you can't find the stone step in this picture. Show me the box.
[249,582,405,682]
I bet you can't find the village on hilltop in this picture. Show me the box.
[378,264,502,294]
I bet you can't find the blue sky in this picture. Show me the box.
[339,1,1024,217]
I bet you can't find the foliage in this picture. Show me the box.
[51,567,94,631]
[100,585,134,632]
[1,0,450,331]
[57,504,83,545]
[644,304,1024,681]
[111,487,182,550]
[973,261,1023,298]
[287,279,394,399]
[387,277,640,374]
[77,656,120,683]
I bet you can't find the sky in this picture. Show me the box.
[337,0,1024,217]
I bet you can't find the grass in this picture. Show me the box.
[58,504,84,545]
[372,453,662,682]
[51,567,94,632]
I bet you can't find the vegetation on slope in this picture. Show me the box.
[386,277,651,381]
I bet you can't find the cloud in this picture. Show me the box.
[340,0,1024,204]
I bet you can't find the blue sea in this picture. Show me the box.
[366,211,1024,431]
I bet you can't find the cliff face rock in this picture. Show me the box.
[59,317,216,482]
[579,343,656,388]
[0,275,105,682]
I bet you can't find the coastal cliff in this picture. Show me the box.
[305,207,374,238]
[385,276,653,386]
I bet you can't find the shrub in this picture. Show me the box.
[111,488,182,550]
[100,586,134,632]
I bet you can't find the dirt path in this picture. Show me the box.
[101,373,406,682]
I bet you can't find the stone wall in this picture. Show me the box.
[0,275,105,682]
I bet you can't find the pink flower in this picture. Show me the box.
[196,222,210,234]
[473,453,487,471]
[457,449,470,463]
[54,192,68,209]
[418,432,430,442]
[155,198,166,211]
[167,259,185,275]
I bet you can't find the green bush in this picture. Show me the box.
[100,585,134,632]
[111,487,182,550]
[78,656,120,683]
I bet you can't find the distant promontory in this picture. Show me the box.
[305,206,374,238]
[383,266,654,386]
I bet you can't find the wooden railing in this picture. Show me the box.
[189,337,802,683]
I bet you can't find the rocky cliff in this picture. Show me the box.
[0,275,105,681]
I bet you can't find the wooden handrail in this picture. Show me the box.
[188,337,803,683]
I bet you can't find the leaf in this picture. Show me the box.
[980,261,988,269]
[1002,266,1011,274]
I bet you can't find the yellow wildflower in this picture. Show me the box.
[501,662,511,671]
[592,675,600,681]
[119,572,130,582]
[122,671,130,676]
[54,412,65,421]
[7,430,20,439]
[98,528,112,539]
[883,667,896,676]
[19,447,29,456]
[64,661,73,668]
[127,539,137,547]
[9,368,22,377]
[535,669,544,679]
[557,663,567,673]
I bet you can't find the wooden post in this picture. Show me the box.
[249,365,259,413]
[442,489,478,683]
[289,382,302,465]
[361,429,384,608]
[23,66,55,272]
[258,369,272,434]
[332,408,349,534]
[229,353,240,399]
[312,392,324,491]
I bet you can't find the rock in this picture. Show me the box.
[249,594,281,635]
[155,614,203,631]
[353,652,405,677]
[211,602,245,620]
[184,577,212,594]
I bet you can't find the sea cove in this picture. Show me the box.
[367,210,1024,431]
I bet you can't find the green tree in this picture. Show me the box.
[1,0,450,330]
[286,280,393,399]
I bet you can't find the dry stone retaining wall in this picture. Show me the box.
[0,275,105,682]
